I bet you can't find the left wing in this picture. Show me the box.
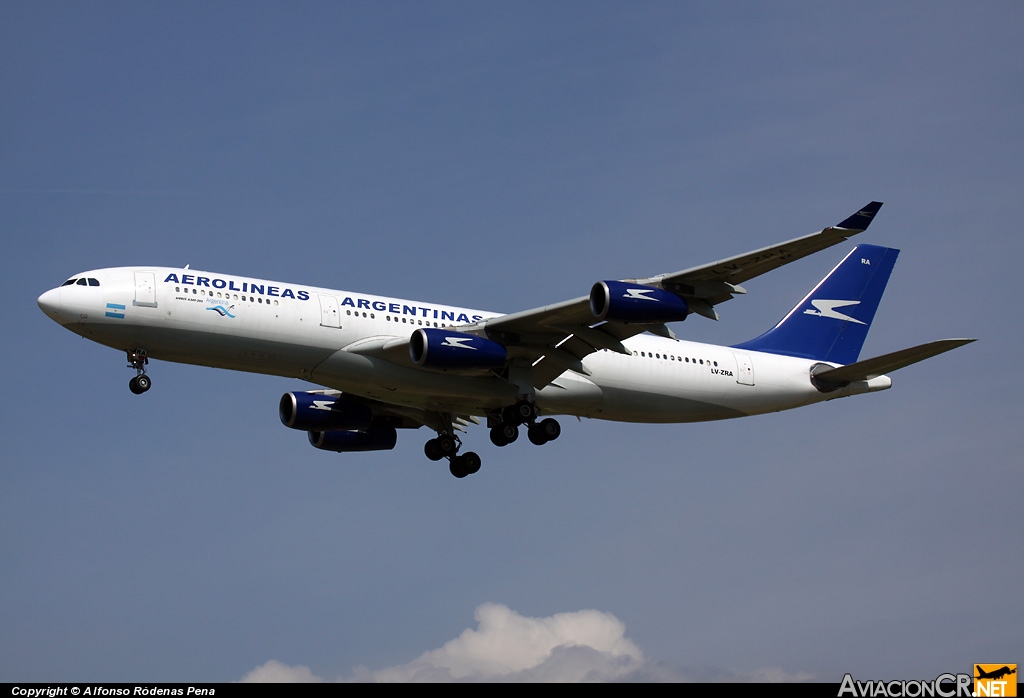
[350,202,883,389]
[468,201,884,387]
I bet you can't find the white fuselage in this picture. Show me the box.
[37,266,891,423]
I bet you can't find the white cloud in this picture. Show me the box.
[239,602,815,683]
[369,603,645,682]
[239,659,324,683]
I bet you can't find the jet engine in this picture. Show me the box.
[308,427,398,453]
[589,280,690,323]
[279,391,373,431]
[409,328,507,369]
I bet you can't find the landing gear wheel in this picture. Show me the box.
[126,348,151,395]
[538,418,560,442]
[449,452,482,478]
[528,418,560,445]
[514,399,536,423]
[424,439,445,461]
[462,451,481,475]
[449,457,469,479]
[502,400,537,426]
[490,424,518,447]
[437,435,458,456]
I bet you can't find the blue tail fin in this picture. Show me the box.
[732,244,899,365]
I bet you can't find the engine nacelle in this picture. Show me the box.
[589,281,690,323]
[409,328,507,369]
[279,392,373,431]
[308,427,398,453]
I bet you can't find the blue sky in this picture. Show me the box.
[2,2,1021,682]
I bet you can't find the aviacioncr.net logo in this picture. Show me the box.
[838,673,973,697]
[975,665,1017,697]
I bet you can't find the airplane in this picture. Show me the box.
[975,666,1017,681]
[36,202,975,478]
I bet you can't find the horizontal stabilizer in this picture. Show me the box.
[812,338,976,389]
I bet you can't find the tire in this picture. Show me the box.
[515,400,535,421]
[527,425,548,446]
[437,435,457,456]
[424,439,444,461]
[462,451,481,475]
[539,418,560,441]
[128,376,142,394]
[135,375,152,393]
[449,457,469,478]
[489,427,508,447]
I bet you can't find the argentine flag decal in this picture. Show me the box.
[105,303,125,319]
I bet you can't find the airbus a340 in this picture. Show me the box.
[37,202,974,477]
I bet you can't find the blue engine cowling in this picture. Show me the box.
[589,281,690,323]
[279,392,373,431]
[308,427,398,452]
[409,328,507,369]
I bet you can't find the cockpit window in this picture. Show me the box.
[62,279,77,286]
[76,278,88,286]
[87,278,100,286]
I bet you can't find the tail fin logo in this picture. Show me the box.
[803,299,866,324]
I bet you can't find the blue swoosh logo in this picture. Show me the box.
[207,305,236,318]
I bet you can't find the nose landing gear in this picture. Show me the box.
[127,348,151,394]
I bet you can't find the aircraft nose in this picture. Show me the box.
[37,288,66,323]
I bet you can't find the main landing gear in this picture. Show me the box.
[488,398,561,448]
[424,432,482,479]
[127,348,151,394]
[422,398,563,480]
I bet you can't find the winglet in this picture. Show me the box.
[836,201,883,231]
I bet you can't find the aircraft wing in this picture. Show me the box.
[350,202,885,389]
[634,201,884,314]
[469,202,884,387]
